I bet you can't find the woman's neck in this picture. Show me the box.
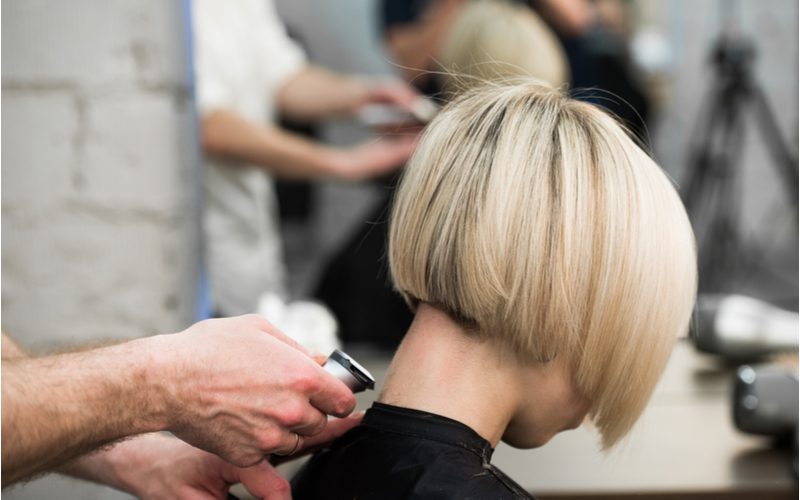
[378,303,523,447]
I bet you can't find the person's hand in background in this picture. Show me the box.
[328,135,418,181]
[276,67,423,122]
[357,78,422,113]
[201,107,418,183]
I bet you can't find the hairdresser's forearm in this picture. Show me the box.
[201,109,342,180]
[276,66,367,123]
[1,336,169,485]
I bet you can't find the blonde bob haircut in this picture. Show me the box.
[388,81,697,448]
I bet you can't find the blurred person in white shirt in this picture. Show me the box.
[193,0,419,317]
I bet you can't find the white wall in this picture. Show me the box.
[2,0,200,496]
[2,0,201,353]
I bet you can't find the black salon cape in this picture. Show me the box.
[291,403,535,500]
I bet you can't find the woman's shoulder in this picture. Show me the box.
[465,462,536,500]
[291,423,536,500]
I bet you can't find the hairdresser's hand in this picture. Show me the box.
[329,135,418,181]
[359,79,421,112]
[358,80,434,132]
[111,416,362,500]
[154,315,356,467]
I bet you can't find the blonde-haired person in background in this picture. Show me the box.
[439,0,568,93]
[292,80,696,499]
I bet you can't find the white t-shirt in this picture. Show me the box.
[193,0,306,315]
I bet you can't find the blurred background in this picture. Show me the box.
[2,0,797,498]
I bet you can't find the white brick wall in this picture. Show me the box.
[2,1,200,498]
[1,1,200,350]
[2,0,187,88]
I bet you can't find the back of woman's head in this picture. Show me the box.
[388,81,697,448]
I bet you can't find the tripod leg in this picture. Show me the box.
[693,74,751,293]
[750,85,799,207]
[707,96,747,291]
[683,82,726,214]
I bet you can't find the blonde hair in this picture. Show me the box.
[438,1,569,94]
[388,81,697,448]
